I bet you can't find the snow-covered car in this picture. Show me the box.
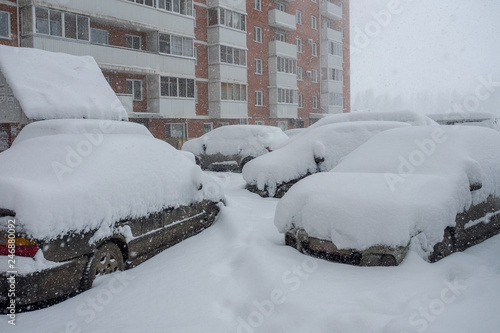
[182,125,288,172]
[276,126,500,266]
[243,110,436,198]
[0,119,224,310]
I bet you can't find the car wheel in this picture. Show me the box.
[240,156,254,169]
[81,242,125,291]
[430,228,454,262]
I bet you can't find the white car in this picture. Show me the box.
[275,126,500,266]
[244,111,436,198]
[0,119,224,310]
[182,125,288,172]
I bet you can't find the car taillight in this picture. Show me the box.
[0,236,39,257]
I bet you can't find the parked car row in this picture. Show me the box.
[1,111,500,311]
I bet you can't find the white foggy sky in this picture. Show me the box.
[350,0,500,114]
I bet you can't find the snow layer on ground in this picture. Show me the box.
[0,45,127,121]
[243,121,411,196]
[275,126,500,255]
[0,120,223,240]
[182,125,288,157]
[2,173,499,333]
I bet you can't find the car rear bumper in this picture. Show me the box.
[0,256,88,312]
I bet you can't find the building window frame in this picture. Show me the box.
[90,27,109,45]
[311,15,317,30]
[221,82,247,101]
[160,76,195,98]
[125,34,142,50]
[296,38,302,53]
[312,95,318,109]
[297,66,303,81]
[0,11,11,39]
[255,90,264,106]
[126,79,143,101]
[165,123,186,138]
[203,122,213,134]
[254,0,262,11]
[255,59,263,75]
[254,26,262,43]
[296,10,302,25]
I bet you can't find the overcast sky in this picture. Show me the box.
[350,0,500,115]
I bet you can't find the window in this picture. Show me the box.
[275,2,286,12]
[128,0,156,7]
[254,0,262,11]
[221,82,247,101]
[255,59,263,75]
[329,41,343,57]
[255,121,265,126]
[278,88,298,104]
[277,57,297,75]
[275,32,285,42]
[297,67,303,80]
[312,42,317,56]
[255,91,263,106]
[35,8,62,36]
[329,68,343,81]
[254,26,262,43]
[158,0,193,16]
[63,13,89,41]
[298,94,303,108]
[296,38,302,53]
[166,123,186,138]
[240,118,248,125]
[203,123,213,134]
[312,96,318,109]
[194,46,197,65]
[219,122,229,127]
[311,16,317,30]
[329,92,343,106]
[0,11,10,39]
[126,35,141,50]
[296,10,302,25]
[312,69,318,83]
[126,79,143,101]
[220,45,246,66]
[207,8,246,31]
[91,28,109,45]
[276,121,288,131]
[159,33,194,57]
[193,8,196,27]
[160,77,195,98]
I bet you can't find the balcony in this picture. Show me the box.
[207,26,247,49]
[209,101,248,119]
[269,40,297,59]
[321,54,343,70]
[26,0,195,36]
[321,1,342,21]
[207,0,246,12]
[321,80,343,95]
[321,27,343,42]
[159,98,196,118]
[268,9,296,31]
[31,35,195,76]
[208,64,247,82]
[270,104,297,119]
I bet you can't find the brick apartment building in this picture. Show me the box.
[0,0,349,148]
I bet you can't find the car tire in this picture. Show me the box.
[430,228,454,262]
[240,156,254,169]
[81,242,125,291]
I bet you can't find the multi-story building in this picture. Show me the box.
[0,0,349,148]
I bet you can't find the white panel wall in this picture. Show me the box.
[159,98,196,118]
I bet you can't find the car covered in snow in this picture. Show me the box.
[276,126,500,266]
[181,125,288,172]
[0,119,224,310]
[244,110,436,198]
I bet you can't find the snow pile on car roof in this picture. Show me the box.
[308,110,437,131]
[0,45,127,121]
[243,121,411,197]
[0,120,223,240]
[182,125,288,157]
[275,126,500,258]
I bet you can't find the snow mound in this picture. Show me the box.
[0,45,127,121]
[0,120,223,240]
[182,125,288,157]
[275,126,500,256]
[243,121,411,196]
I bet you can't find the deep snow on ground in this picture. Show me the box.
[2,173,500,333]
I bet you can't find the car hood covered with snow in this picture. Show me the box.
[275,126,500,257]
[0,120,224,240]
[182,125,288,157]
[243,121,411,196]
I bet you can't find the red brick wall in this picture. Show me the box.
[0,2,18,47]
[102,71,148,113]
[90,21,147,50]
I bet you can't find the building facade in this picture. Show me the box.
[0,0,349,148]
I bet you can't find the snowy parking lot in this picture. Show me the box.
[2,172,500,333]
